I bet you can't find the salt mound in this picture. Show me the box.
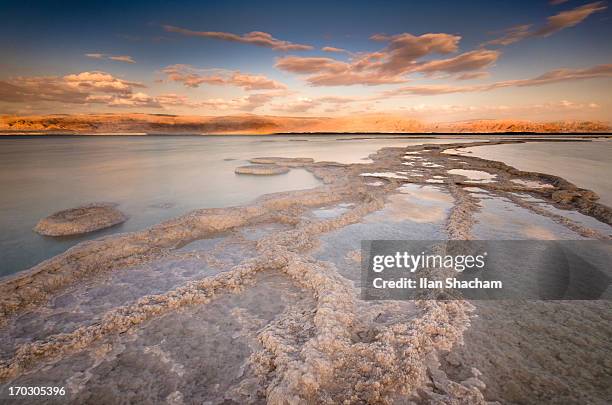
[34,203,127,236]
[249,157,314,167]
[235,165,290,175]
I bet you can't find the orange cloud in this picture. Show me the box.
[415,49,500,75]
[193,93,279,111]
[275,57,347,74]
[322,46,353,55]
[163,25,313,51]
[276,32,494,86]
[485,2,606,46]
[372,33,460,74]
[536,1,607,36]
[0,68,288,113]
[0,71,149,106]
[162,64,286,90]
[385,63,612,96]
[275,56,405,86]
[456,71,490,80]
[271,94,363,113]
[85,53,136,63]
[272,97,321,113]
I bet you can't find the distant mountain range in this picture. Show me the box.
[1,113,610,134]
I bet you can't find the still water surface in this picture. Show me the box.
[458,140,612,206]
[0,135,467,276]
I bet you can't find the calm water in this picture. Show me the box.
[458,140,612,206]
[0,135,469,276]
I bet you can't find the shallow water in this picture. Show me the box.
[454,140,612,206]
[0,135,470,276]
[447,169,496,183]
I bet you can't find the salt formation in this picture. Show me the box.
[235,165,290,175]
[249,157,314,167]
[33,203,127,236]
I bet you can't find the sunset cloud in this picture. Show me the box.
[162,64,286,90]
[86,53,136,63]
[322,46,353,55]
[536,1,607,36]
[108,55,136,64]
[385,64,612,96]
[85,53,105,59]
[415,49,500,75]
[0,71,146,105]
[275,56,406,86]
[104,92,161,108]
[456,71,490,80]
[270,94,364,113]
[193,93,279,111]
[163,25,313,51]
[392,99,602,122]
[485,2,607,46]
[272,97,322,113]
[372,33,460,74]
[0,68,286,112]
[276,33,496,86]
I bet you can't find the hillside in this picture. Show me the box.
[0,113,609,134]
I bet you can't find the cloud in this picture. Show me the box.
[385,63,612,96]
[507,64,612,86]
[85,53,105,59]
[393,99,601,121]
[104,92,161,108]
[275,57,347,74]
[0,69,286,112]
[192,93,279,111]
[483,25,532,46]
[550,0,569,5]
[270,94,365,113]
[162,64,286,90]
[163,25,313,51]
[275,56,405,86]
[456,71,490,80]
[415,49,500,75]
[272,97,321,113]
[373,33,460,74]
[275,33,482,86]
[0,71,147,106]
[276,32,495,86]
[86,53,136,63]
[485,2,606,46]
[535,1,607,36]
[322,46,353,55]
[108,55,136,64]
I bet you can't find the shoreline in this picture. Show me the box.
[2,132,612,137]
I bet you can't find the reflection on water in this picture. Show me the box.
[447,169,496,183]
[0,135,468,276]
[473,196,584,240]
[457,141,612,205]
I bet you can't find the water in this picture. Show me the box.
[455,140,612,206]
[0,135,468,276]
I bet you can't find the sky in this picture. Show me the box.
[1,0,611,122]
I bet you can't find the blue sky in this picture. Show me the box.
[1,0,611,121]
